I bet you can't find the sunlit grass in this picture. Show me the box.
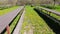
[0,6,19,16]
[54,6,60,12]
[20,6,55,34]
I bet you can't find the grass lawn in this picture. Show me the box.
[54,5,60,12]
[0,6,19,16]
[20,6,55,34]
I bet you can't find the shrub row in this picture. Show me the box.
[0,5,12,10]
[40,4,55,9]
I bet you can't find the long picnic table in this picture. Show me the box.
[39,7,60,16]
[0,6,24,33]
[35,7,60,24]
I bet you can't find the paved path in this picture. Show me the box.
[0,6,24,33]
[13,9,25,34]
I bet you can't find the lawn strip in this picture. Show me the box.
[20,6,55,34]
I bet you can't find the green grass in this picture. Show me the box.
[0,6,19,16]
[54,5,60,12]
[20,6,55,34]
[40,5,60,12]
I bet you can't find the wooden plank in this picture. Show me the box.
[13,9,25,34]
[39,7,60,16]
[0,6,24,33]
[35,8,60,25]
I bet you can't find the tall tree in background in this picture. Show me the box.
[53,0,55,6]
[8,0,18,6]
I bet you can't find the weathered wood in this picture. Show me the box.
[39,7,60,16]
[0,6,24,33]
[34,8,60,25]
[13,9,25,34]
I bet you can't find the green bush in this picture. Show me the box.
[0,7,9,10]
[40,5,55,9]
[0,5,12,10]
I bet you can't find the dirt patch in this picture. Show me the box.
[23,24,34,34]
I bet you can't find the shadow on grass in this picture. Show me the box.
[34,8,60,34]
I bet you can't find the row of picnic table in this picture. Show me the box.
[0,6,24,34]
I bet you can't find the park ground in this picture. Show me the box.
[20,6,55,34]
[0,5,60,34]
